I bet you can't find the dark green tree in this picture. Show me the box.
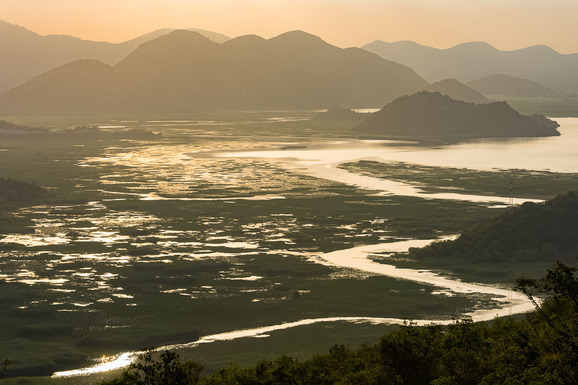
[100,350,203,385]
[378,323,443,384]
[0,358,9,379]
[515,261,578,384]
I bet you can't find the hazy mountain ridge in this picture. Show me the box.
[467,74,558,97]
[0,20,230,94]
[356,91,560,138]
[363,40,578,91]
[0,30,428,114]
[426,78,490,104]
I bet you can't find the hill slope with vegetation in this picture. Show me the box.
[356,91,560,138]
[467,74,557,97]
[411,190,578,264]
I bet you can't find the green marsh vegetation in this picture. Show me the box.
[341,161,578,283]
[96,261,578,385]
[341,160,578,200]
[0,112,576,382]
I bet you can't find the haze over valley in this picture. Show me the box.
[0,2,577,384]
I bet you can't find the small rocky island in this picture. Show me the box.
[356,91,560,138]
[314,105,365,122]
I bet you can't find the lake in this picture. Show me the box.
[0,113,575,380]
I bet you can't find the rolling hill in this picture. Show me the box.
[356,91,560,138]
[426,78,490,104]
[411,190,578,264]
[0,30,427,114]
[0,20,230,94]
[467,74,557,97]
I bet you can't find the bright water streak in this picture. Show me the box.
[315,240,533,321]
[216,118,578,203]
[220,116,578,166]
[382,117,578,173]
[55,119,569,377]
[53,238,532,378]
[217,146,540,204]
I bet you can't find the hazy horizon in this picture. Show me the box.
[1,0,578,53]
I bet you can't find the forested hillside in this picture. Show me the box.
[356,91,560,138]
[411,191,578,264]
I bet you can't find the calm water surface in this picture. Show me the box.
[222,118,578,173]
[5,116,575,378]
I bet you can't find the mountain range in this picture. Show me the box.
[1,20,577,115]
[363,40,578,92]
[466,74,558,97]
[0,30,427,114]
[0,19,230,94]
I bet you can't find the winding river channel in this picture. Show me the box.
[54,236,532,377]
[50,119,578,377]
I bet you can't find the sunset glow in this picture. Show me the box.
[1,0,577,52]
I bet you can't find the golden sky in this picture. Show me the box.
[1,0,577,53]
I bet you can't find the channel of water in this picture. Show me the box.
[54,236,533,377]
[53,120,578,377]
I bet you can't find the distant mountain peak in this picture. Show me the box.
[0,21,233,94]
[0,29,427,114]
[447,42,500,56]
[381,40,430,48]
[0,18,39,38]
[451,41,496,49]
[269,30,329,47]
[426,78,491,104]
[517,44,561,56]
[275,30,324,39]
[226,34,267,47]
[467,74,557,97]
[151,29,214,44]
[363,39,578,90]
[121,29,217,61]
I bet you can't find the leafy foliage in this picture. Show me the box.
[101,350,203,385]
[0,177,47,205]
[0,358,9,379]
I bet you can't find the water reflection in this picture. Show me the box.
[217,119,578,202]
[6,120,574,379]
